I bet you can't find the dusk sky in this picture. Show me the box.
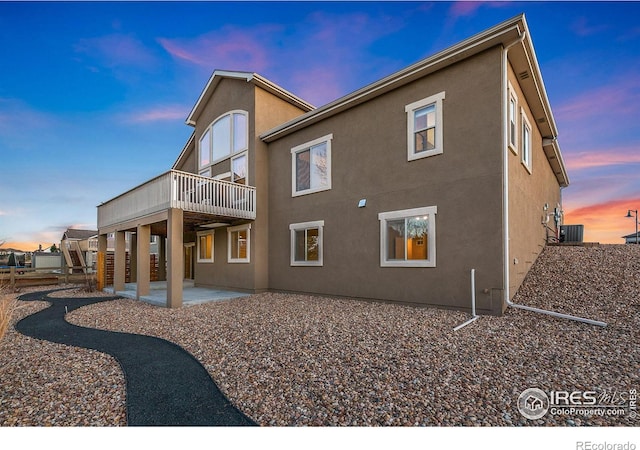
[1,1,639,250]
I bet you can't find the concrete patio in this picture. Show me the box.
[103,280,250,307]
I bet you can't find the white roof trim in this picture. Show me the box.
[186,70,253,126]
[258,14,568,188]
[251,73,315,112]
[185,70,313,126]
[260,16,524,142]
[171,131,195,170]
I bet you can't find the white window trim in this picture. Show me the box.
[231,151,249,185]
[378,206,437,268]
[213,171,231,181]
[199,110,249,171]
[289,220,324,266]
[291,134,333,197]
[521,108,532,174]
[405,91,445,161]
[196,230,214,263]
[508,81,518,154]
[227,223,251,263]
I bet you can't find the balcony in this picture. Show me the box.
[98,170,256,229]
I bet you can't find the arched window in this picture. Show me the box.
[199,111,248,173]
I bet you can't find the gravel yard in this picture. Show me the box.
[1,245,638,426]
[0,289,126,426]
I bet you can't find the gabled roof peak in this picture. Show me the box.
[185,70,314,126]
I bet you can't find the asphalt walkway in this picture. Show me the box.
[15,289,257,426]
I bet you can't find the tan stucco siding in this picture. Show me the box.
[196,78,255,179]
[252,87,312,291]
[194,78,255,138]
[190,78,258,291]
[174,138,196,173]
[194,225,256,291]
[268,47,506,314]
[191,80,309,292]
[507,63,562,300]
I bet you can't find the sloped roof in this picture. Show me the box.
[259,14,569,188]
[185,70,315,127]
[0,248,26,254]
[62,229,97,241]
[171,131,195,170]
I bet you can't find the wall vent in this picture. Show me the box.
[518,71,530,80]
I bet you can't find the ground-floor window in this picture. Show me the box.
[197,231,214,263]
[228,223,250,263]
[289,220,324,266]
[378,206,437,267]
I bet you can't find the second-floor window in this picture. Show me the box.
[508,85,518,153]
[199,111,248,173]
[521,108,532,173]
[405,91,445,161]
[231,152,247,185]
[291,134,332,197]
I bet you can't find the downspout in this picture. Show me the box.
[453,269,479,331]
[501,31,606,328]
[501,31,525,314]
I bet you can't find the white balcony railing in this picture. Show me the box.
[98,170,256,229]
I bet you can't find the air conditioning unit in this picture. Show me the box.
[559,225,584,243]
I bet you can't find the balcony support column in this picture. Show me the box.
[114,230,127,293]
[130,232,137,283]
[136,224,151,299]
[158,236,166,281]
[97,234,107,291]
[166,208,183,308]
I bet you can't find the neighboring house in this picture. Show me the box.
[623,232,640,244]
[61,229,98,273]
[96,14,569,314]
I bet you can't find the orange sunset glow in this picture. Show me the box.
[563,197,640,244]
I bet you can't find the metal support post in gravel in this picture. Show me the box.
[15,290,256,426]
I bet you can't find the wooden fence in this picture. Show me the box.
[0,267,95,290]
[1,253,160,290]
[104,253,159,286]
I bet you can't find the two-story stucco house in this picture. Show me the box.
[96,14,569,315]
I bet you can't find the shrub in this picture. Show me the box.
[83,274,96,293]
